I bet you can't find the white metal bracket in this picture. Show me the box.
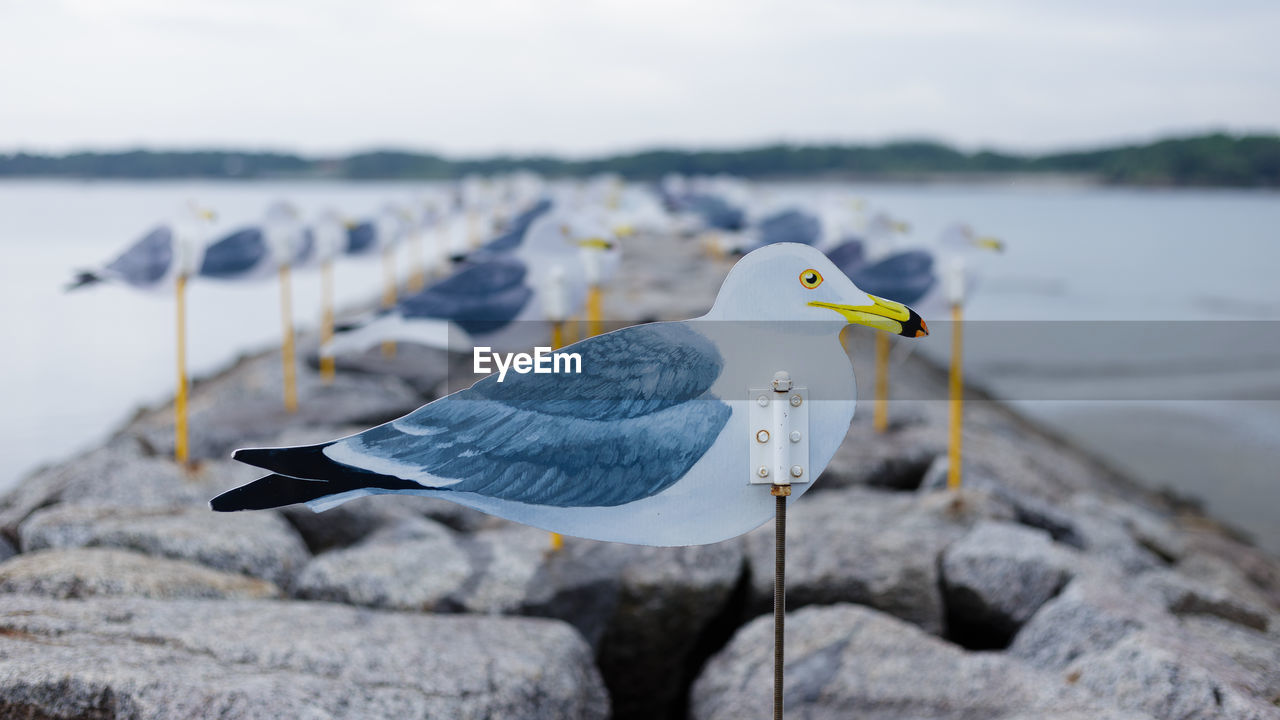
[749,371,810,486]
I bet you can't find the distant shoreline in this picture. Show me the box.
[2,132,1277,188]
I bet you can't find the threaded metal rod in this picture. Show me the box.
[774,490,787,720]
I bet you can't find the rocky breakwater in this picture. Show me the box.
[1,232,1278,719]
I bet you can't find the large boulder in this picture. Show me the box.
[1137,567,1271,632]
[742,486,1014,634]
[297,516,745,720]
[282,494,496,553]
[0,548,281,600]
[941,520,1079,645]
[691,603,1150,720]
[1011,576,1280,719]
[0,441,240,542]
[18,504,310,587]
[119,350,423,462]
[0,595,608,719]
[292,516,476,611]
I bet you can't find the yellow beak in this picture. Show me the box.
[892,220,911,234]
[198,208,217,222]
[975,236,1005,252]
[809,295,929,337]
[577,237,616,250]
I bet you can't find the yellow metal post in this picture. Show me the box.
[174,274,189,464]
[320,259,336,384]
[549,319,567,551]
[408,234,426,292]
[280,266,298,413]
[381,247,397,358]
[873,332,890,433]
[947,303,964,489]
[587,284,604,337]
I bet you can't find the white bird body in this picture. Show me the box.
[70,203,214,292]
[220,243,928,546]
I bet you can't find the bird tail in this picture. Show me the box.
[211,442,423,512]
[65,270,103,291]
[210,473,338,511]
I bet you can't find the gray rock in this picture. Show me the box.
[1179,615,1280,702]
[743,486,1014,634]
[0,537,13,564]
[529,533,745,720]
[282,494,495,552]
[1062,633,1280,720]
[942,521,1078,642]
[0,594,608,720]
[297,517,745,719]
[1012,576,1280,719]
[0,548,281,600]
[0,441,249,541]
[1064,495,1168,573]
[18,504,309,587]
[692,603,1151,720]
[120,350,423,462]
[817,422,942,490]
[1137,567,1271,631]
[293,516,474,611]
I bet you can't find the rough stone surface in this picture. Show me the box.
[692,604,1151,720]
[1138,566,1271,631]
[18,504,310,587]
[298,516,745,719]
[0,548,281,600]
[283,494,495,552]
[0,441,247,542]
[120,350,423,462]
[0,537,13,564]
[743,486,1014,634]
[1011,576,1280,719]
[942,520,1079,642]
[293,516,474,610]
[0,594,609,720]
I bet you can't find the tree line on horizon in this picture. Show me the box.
[1,133,1277,187]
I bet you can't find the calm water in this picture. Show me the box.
[1,180,1277,551]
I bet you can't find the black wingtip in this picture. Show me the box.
[65,270,102,292]
[211,473,335,511]
[231,443,422,490]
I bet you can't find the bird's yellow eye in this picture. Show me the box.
[799,269,823,289]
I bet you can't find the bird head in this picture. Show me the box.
[940,223,1004,253]
[710,243,929,338]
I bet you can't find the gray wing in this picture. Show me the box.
[337,322,731,507]
[105,226,174,287]
[200,227,268,279]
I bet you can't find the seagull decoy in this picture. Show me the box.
[200,202,309,411]
[307,209,349,384]
[931,223,1003,490]
[67,202,215,292]
[213,243,927,546]
[66,202,216,463]
[321,207,605,357]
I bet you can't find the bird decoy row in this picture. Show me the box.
[66,174,1002,503]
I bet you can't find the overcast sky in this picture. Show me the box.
[2,0,1277,157]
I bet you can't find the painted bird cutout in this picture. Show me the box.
[212,243,928,546]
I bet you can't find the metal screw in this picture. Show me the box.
[757,395,770,407]
[790,394,802,407]
[789,431,801,443]
[772,371,793,392]
[757,466,770,478]
[756,429,770,444]
[790,465,804,478]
